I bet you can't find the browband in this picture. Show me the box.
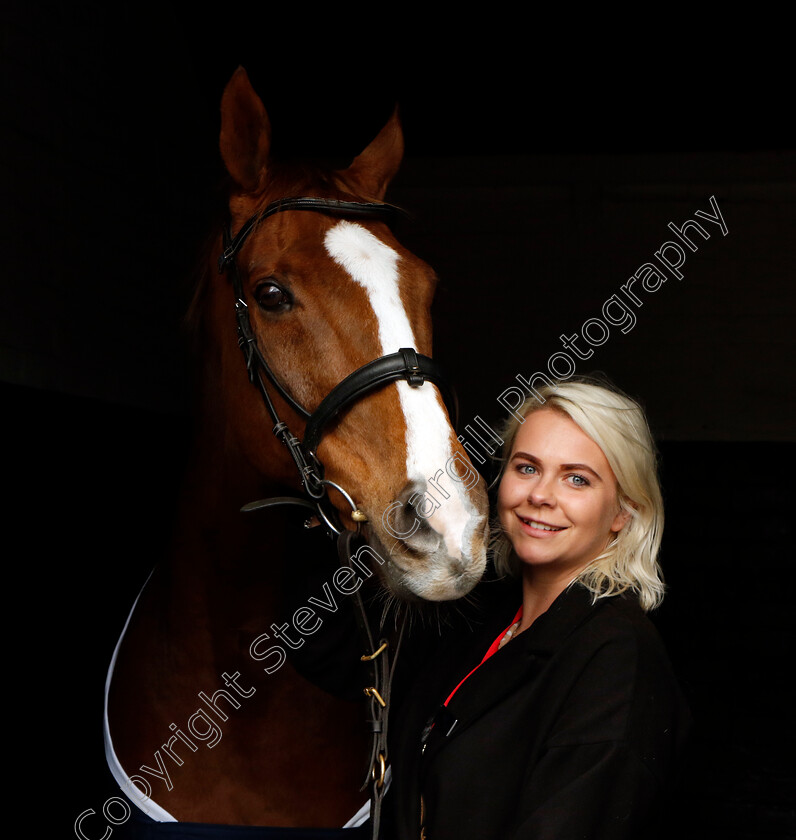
[218,196,410,272]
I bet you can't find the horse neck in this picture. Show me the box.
[156,412,293,651]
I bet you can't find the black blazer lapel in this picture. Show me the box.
[422,582,598,765]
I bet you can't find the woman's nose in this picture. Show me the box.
[528,475,555,506]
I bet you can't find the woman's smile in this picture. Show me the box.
[516,515,568,535]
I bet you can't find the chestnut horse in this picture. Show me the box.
[103,68,488,834]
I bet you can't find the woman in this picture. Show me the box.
[384,377,691,840]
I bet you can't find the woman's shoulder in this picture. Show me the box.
[585,588,675,666]
[556,583,669,651]
[541,586,691,763]
[536,584,687,711]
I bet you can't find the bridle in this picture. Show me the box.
[217,194,457,837]
[218,195,458,535]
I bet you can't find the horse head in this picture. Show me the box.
[198,67,488,602]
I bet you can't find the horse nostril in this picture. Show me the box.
[382,479,440,550]
[397,478,424,502]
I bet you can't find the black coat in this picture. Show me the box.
[383,579,692,840]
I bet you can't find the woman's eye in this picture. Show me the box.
[517,464,537,476]
[568,474,590,487]
[255,281,291,310]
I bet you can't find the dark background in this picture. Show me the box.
[3,5,794,838]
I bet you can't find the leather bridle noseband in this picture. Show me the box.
[217,195,457,837]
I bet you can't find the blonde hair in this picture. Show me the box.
[490,376,665,611]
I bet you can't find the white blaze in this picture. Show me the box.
[324,221,472,560]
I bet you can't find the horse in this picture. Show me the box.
[103,66,489,833]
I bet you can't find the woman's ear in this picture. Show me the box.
[611,499,635,533]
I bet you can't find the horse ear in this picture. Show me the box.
[342,107,404,200]
[219,67,272,192]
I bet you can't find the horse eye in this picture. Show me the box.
[255,281,291,311]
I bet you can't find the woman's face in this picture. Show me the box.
[498,408,630,583]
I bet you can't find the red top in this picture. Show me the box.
[443,606,523,707]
